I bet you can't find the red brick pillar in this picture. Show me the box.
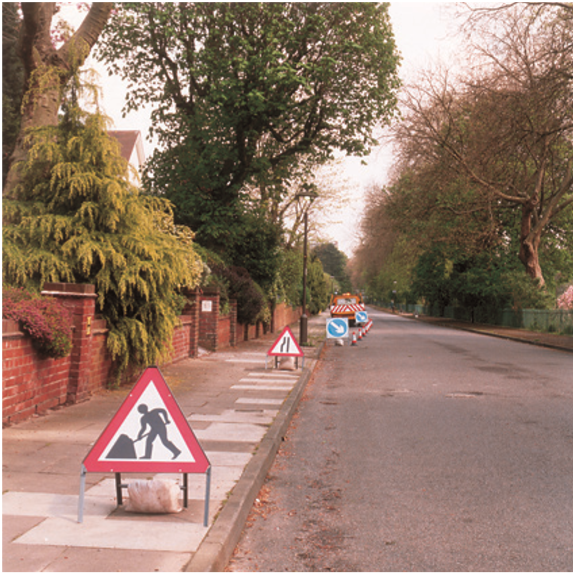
[199,288,220,352]
[182,289,200,358]
[41,283,97,404]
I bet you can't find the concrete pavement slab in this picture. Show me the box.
[2,492,114,518]
[234,397,283,406]
[189,410,277,425]
[195,422,269,443]
[40,547,191,573]
[202,451,253,467]
[230,384,294,391]
[15,516,208,552]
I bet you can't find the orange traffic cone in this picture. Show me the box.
[358,328,362,340]
[351,332,357,345]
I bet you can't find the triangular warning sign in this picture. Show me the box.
[83,367,210,474]
[267,326,304,357]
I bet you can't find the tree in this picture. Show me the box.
[97,2,400,254]
[306,255,331,315]
[394,3,573,287]
[3,2,113,196]
[352,183,401,293]
[224,208,281,292]
[275,247,304,309]
[313,242,352,293]
[3,87,202,377]
[2,3,25,187]
[212,265,265,326]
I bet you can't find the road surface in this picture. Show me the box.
[228,310,573,571]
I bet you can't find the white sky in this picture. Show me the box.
[82,2,462,256]
[330,2,461,255]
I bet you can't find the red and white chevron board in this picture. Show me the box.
[331,303,365,314]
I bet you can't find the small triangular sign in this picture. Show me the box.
[267,325,304,357]
[83,367,209,474]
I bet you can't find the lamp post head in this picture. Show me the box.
[295,183,318,208]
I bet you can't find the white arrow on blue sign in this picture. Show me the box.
[355,311,368,323]
[326,318,349,339]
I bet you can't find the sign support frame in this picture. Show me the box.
[77,465,211,525]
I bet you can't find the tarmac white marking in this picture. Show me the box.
[235,398,283,406]
[15,516,208,552]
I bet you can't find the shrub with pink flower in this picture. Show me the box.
[557,285,573,310]
[3,287,72,358]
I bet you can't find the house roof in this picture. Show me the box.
[108,130,143,163]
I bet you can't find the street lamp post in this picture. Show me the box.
[296,186,317,346]
[300,208,309,345]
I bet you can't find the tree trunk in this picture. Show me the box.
[518,203,545,287]
[3,2,113,197]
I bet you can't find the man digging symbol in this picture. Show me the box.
[137,404,181,460]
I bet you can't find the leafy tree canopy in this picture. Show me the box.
[313,242,352,293]
[306,255,331,315]
[97,2,401,254]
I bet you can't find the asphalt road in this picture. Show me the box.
[227,310,573,572]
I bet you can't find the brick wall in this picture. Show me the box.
[3,284,301,425]
[218,315,232,349]
[88,319,114,394]
[2,319,71,425]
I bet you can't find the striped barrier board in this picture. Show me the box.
[330,303,366,314]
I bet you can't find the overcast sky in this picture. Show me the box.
[84,3,463,256]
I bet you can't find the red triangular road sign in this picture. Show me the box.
[267,326,304,357]
[83,367,210,474]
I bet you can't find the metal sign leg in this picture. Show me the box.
[115,472,124,505]
[183,473,188,508]
[78,465,87,523]
[204,466,211,527]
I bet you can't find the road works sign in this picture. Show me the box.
[266,325,304,369]
[355,311,368,323]
[267,325,304,358]
[83,366,209,474]
[327,317,349,339]
[80,367,211,525]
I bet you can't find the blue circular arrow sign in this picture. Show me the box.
[327,318,349,338]
[355,311,368,323]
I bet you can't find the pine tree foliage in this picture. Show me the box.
[3,95,202,377]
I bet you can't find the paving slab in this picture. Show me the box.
[41,547,191,573]
[16,517,208,552]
